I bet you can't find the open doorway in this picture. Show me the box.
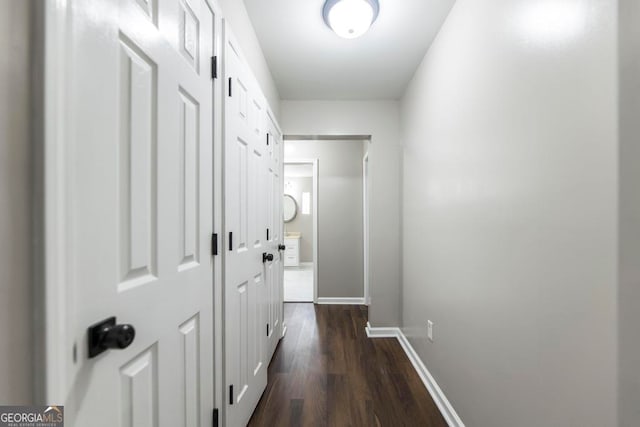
[283,137,370,305]
[283,160,318,302]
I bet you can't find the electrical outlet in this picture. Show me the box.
[427,320,434,342]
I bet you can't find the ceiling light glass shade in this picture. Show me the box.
[323,0,380,39]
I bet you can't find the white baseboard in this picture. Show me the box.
[366,324,465,427]
[365,322,400,338]
[316,297,366,305]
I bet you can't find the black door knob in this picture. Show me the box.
[88,317,136,358]
[278,244,286,251]
[102,324,135,349]
[263,252,274,263]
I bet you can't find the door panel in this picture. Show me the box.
[179,314,201,426]
[61,0,216,425]
[178,88,200,270]
[265,116,283,360]
[118,33,158,290]
[222,21,284,427]
[120,345,158,427]
[223,26,268,427]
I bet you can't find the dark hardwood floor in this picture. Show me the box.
[248,303,447,427]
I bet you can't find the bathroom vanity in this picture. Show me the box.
[284,232,301,267]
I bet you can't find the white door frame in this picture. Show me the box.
[283,158,319,303]
[363,151,370,306]
[42,0,71,403]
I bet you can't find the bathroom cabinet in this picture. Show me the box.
[284,235,300,267]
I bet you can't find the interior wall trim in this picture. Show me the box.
[365,322,398,338]
[365,325,466,427]
[316,297,366,305]
[283,134,372,141]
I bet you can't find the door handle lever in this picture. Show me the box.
[278,244,286,251]
[262,252,274,263]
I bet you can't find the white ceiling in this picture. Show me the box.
[243,0,456,100]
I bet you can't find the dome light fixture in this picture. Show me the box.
[323,0,380,39]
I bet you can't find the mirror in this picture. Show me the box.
[283,194,297,223]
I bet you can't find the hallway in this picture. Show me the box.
[2,0,639,425]
[248,304,446,426]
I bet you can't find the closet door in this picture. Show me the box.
[54,0,216,425]
[222,25,268,427]
[265,112,283,360]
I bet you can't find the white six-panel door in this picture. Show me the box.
[265,113,284,361]
[223,26,266,427]
[223,24,283,427]
[56,0,217,425]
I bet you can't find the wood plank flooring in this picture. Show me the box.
[248,303,447,427]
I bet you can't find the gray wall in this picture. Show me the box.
[401,0,618,426]
[285,140,364,298]
[619,0,640,425]
[284,175,314,263]
[281,101,402,326]
[0,0,34,404]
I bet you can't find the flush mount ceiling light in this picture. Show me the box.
[323,0,380,39]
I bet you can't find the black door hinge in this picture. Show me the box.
[266,228,270,241]
[228,232,233,251]
[229,385,234,405]
[212,408,219,427]
[211,56,218,79]
[266,323,269,336]
[266,133,270,146]
[228,77,232,97]
[211,233,218,256]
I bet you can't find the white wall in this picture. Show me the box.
[0,0,34,404]
[401,1,618,426]
[285,140,364,298]
[281,101,402,326]
[619,0,640,425]
[219,0,280,118]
